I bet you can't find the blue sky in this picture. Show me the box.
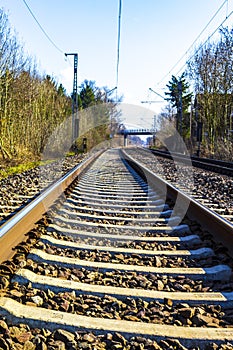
[1,0,232,128]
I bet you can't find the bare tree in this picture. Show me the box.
[187,27,233,157]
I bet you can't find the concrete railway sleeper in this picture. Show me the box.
[0,148,233,349]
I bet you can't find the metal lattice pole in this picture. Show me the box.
[65,53,78,142]
[178,81,183,136]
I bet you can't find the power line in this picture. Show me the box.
[175,9,233,78]
[22,0,64,55]
[116,0,122,90]
[158,0,229,84]
[226,0,229,17]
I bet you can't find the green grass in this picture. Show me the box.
[0,151,80,180]
[0,159,54,180]
[65,151,76,157]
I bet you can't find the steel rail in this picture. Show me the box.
[0,151,102,262]
[0,148,233,347]
[149,148,233,176]
[121,149,233,257]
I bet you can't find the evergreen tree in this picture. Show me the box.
[165,73,192,113]
[165,73,193,137]
[79,80,96,109]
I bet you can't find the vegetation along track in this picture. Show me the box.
[0,149,233,349]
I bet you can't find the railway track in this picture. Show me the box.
[149,149,233,177]
[0,154,87,226]
[127,147,233,225]
[0,148,233,349]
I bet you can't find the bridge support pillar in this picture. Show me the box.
[124,134,128,147]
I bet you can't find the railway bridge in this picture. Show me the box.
[118,128,156,146]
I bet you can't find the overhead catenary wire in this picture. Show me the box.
[22,0,64,55]
[174,9,233,78]
[115,0,122,94]
[226,0,229,17]
[157,0,229,85]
